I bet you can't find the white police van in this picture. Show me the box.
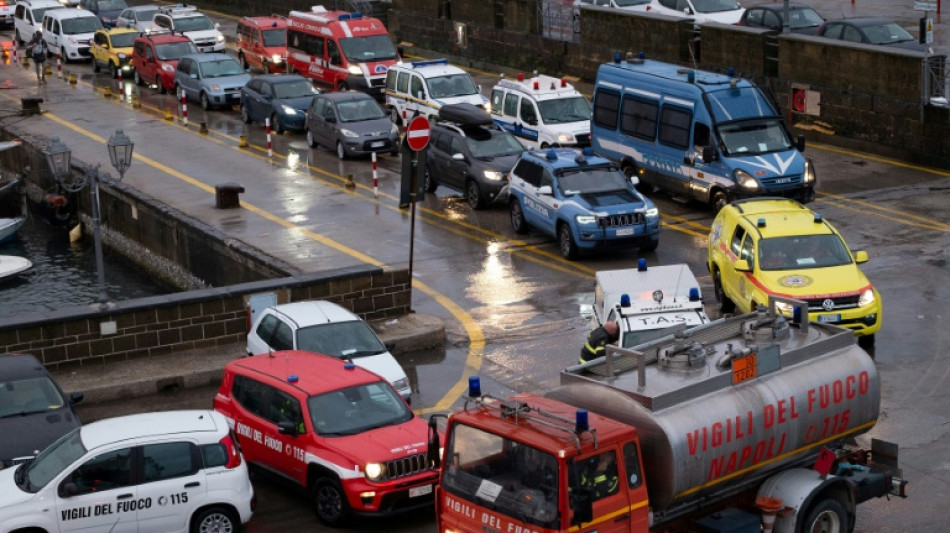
[384,58,489,126]
[591,53,816,213]
[0,410,255,533]
[489,72,592,149]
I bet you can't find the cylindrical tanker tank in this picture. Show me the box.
[549,318,879,511]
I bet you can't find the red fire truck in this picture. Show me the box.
[285,6,399,101]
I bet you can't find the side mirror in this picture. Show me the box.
[579,303,594,320]
[384,341,396,352]
[735,259,751,272]
[797,134,806,152]
[277,421,298,436]
[426,415,444,469]
[214,22,221,28]
[262,94,272,101]
[188,73,198,79]
[451,152,465,161]
[854,250,869,263]
[59,482,79,498]
[538,185,553,195]
[570,486,594,525]
[69,392,84,405]
[325,115,336,123]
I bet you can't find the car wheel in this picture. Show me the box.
[133,70,143,86]
[510,200,529,235]
[200,91,211,111]
[108,61,117,79]
[640,235,659,252]
[336,141,347,160]
[313,478,350,527]
[713,267,736,314]
[190,506,237,533]
[92,58,100,73]
[15,30,22,46]
[240,104,252,124]
[159,81,169,95]
[338,82,349,92]
[802,497,850,533]
[711,189,729,214]
[238,52,248,71]
[306,129,317,148]
[60,47,68,63]
[466,179,485,209]
[558,223,579,260]
[271,113,283,135]
[423,164,438,193]
[858,334,876,349]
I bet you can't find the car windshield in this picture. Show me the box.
[717,119,793,156]
[557,166,629,195]
[338,34,398,62]
[110,32,137,48]
[427,73,478,98]
[616,0,651,6]
[464,128,524,158]
[863,22,915,45]
[19,428,86,493]
[262,28,286,47]
[99,0,127,10]
[62,16,101,34]
[174,15,214,32]
[200,59,244,78]
[537,96,591,124]
[134,8,157,22]
[308,382,412,436]
[336,98,386,121]
[692,0,742,13]
[758,235,854,270]
[0,376,66,419]
[785,8,824,29]
[155,41,199,60]
[33,7,57,20]
[273,80,317,99]
[295,320,387,359]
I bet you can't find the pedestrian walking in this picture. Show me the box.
[579,320,619,363]
[28,31,47,84]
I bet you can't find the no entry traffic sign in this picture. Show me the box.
[406,116,431,151]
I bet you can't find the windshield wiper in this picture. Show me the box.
[0,409,49,419]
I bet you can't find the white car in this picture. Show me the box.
[12,0,65,45]
[41,7,101,62]
[246,300,413,402]
[489,73,591,149]
[0,410,255,533]
[115,4,157,32]
[650,0,745,25]
[384,58,489,127]
[150,4,224,53]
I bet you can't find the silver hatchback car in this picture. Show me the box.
[305,91,400,160]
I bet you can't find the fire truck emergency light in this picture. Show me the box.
[468,376,481,398]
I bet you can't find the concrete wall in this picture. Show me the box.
[0,266,411,371]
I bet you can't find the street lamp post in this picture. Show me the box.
[45,131,134,308]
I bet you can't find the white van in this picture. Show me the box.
[42,7,101,62]
[489,72,592,149]
[385,58,489,126]
[13,0,64,45]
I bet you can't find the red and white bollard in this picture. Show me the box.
[180,88,188,126]
[371,151,378,198]
[11,44,16,64]
[265,117,273,157]
[116,69,123,102]
[56,58,62,79]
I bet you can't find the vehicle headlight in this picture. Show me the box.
[392,378,409,391]
[161,63,174,72]
[483,170,504,181]
[347,64,362,75]
[365,462,386,481]
[216,35,225,43]
[340,128,358,138]
[646,207,659,218]
[804,159,816,184]
[117,52,126,59]
[483,102,491,112]
[557,133,576,144]
[858,288,875,307]
[575,214,597,225]
[734,169,760,191]
[209,84,221,92]
[280,105,298,116]
[272,54,283,64]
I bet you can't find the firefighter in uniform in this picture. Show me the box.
[580,321,619,363]
[580,452,619,500]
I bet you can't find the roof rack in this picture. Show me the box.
[464,393,598,452]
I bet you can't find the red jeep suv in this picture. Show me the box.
[131,32,198,93]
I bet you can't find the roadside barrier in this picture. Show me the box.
[117,69,123,102]
[180,88,188,126]
[372,151,379,198]
[57,58,61,79]
[265,117,272,157]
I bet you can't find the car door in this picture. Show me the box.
[141,42,157,83]
[533,167,559,236]
[135,441,208,531]
[445,135,469,190]
[179,58,199,99]
[321,100,341,146]
[513,159,549,229]
[570,449,632,533]
[242,78,263,122]
[262,387,307,484]
[428,129,452,183]
[721,223,753,309]
[229,375,271,466]
[656,104,693,197]
[55,446,138,533]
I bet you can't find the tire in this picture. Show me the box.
[271,113,283,135]
[338,81,349,92]
[133,70,143,86]
[238,52,248,71]
[423,164,437,193]
[336,141,346,160]
[109,61,117,79]
[92,58,100,73]
[313,478,350,527]
[801,497,850,533]
[711,189,729,214]
[60,47,68,64]
[858,334,875,349]
[306,129,317,148]
[466,179,485,209]
[713,267,736,314]
[159,81,168,95]
[15,30,22,46]
[200,91,211,111]
[558,223,579,260]
[510,200,529,235]
[191,506,237,533]
[241,104,252,124]
[640,235,659,252]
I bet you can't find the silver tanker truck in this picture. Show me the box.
[431,297,906,533]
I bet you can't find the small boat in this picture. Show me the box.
[0,217,25,244]
[0,255,32,282]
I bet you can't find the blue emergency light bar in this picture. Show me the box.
[758,218,767,228]
[638,258,647,271]
[287,374,298,383]
[689,287,700,301]
[344,362,355,370]
[468,376,482,398]
[814,213,823,223]
[546,149,558,161]
[575,409,589,433]
[620,294,631,307]
[411,59,448,68]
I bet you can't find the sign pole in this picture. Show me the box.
[409,151,417,291]
[404,115,431,299]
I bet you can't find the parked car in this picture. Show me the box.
[738,2,825,34]
[13,0,64,45]
[0,353,83,470]
[151,3,224,53]
[816,17,932,53]
[707,198,881,347]
[573,0,653,15]
[174,52,251,110]
[115,3,157,32]
[89,26,136,78]
[240,73,318,133]
[305,91,400,160]
[78,0,127,28]
[649,0,745,25]
[246,300,412,402]
[41,7,102,63]
[236,15,287,73]
[0,0,16,28]
[424,103,525,209]
[131,31,198,93]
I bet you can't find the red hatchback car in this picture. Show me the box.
[236,15,287,73]
[131,32,198,93]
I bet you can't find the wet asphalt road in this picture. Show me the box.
[3,7,950,532]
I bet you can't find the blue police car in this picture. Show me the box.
[508,147,660,259]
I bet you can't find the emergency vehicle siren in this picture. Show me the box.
[574,409,589,433]
[814,213,822,223]
[468,376,481,398]
[344,362,356,370]
[688,287,700,301]
[638,258,647,271]
[620,294,631,307]
[287,374,299,383]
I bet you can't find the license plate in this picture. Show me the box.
[615,228,634,236]
[409,484,432,498]
[371,141,385,148]
[818,314,840,323]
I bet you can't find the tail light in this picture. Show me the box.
[221,433,243,469]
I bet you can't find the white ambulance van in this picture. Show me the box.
[489,72,592,149]
[384,58,488,127]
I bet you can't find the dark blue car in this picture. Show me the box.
[241,74,320,134]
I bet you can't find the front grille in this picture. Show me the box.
[575,133,591,146]
[599,213,643,228]
[760,174,803,188]
[805,294,861,311]
[194,38,215,46]
[360,139,392,151]
[369,77,386,88]
[77,47,91,57]
[386,452,427,479]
